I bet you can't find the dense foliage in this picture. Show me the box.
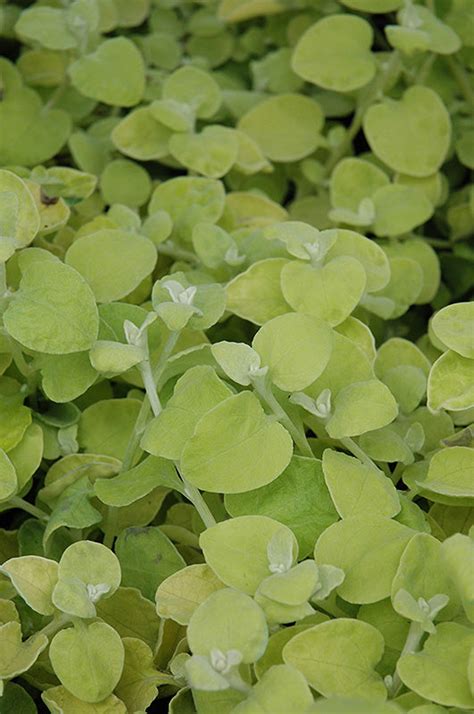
[0,0,473,712]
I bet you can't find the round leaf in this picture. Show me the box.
[68,38,145,107]
[252,313,333,392]
[238,94,324,162]
[187,588,268,663]
[4,262,99,355]
[363,87,451,177]
[50,621,125,703]
[66,229,156,303]
[283,619,386,700]
[314,516,415,603]
[181,392,293,493]
[292,15,376,92]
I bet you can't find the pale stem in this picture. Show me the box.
[32,613,70,640]
[8,496,49,522]
[120,331,180,473]
[137,332,216,529]
[254,380,314,458]
[340,437,379,470]
[388,621,425,697]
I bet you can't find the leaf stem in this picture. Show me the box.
[138,331,216,529]
[34,613,71,640]
[388,621,424,698]
[254,380,314,458]
[179,471,217,529]
[8,496,49,522]
[340,437,378,470]
[120,331,180,473]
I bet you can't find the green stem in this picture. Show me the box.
[389,622,424,698]
[179,471,217,529]
[8,497,49,521]
[254,380,314,458]
[340,437,378,470]
[415,52,435,84]
[324,51,402,176]
[157,242,199,265]
[43,80,68,112]
[446,56,474,113]
[33,613,71,640]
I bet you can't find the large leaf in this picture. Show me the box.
[181,392,293,493]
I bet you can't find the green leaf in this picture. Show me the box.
[4,262,99,355]
[89,341,144,374]
[305,331,374,401]
[115,526,186,600]
[181,391,293,494]
[322,449,400,519]
[431,302,474,359]
[238,94,324,162]
[420,447,474,501]
[225,456,339,558]
[111,106,172,161]
[283,619,386,700]
[226,259,291,326]
[314,516,414,603]
[49,621,125,703]
[372,184,433,238]
[58,540,121,595]
[43,477,102,548]
[252,313,333,392]
[162,66,221,119]
[42,686,127,714]
[149,178,225,243]
[187,588,268,663]
[397,623,474,709]
[326,379,398,439]
[200,515,297,595]
[68,38,145,107]
[391,533,460,622]
[37,352,98,403]
[0,170,40,253]
[363,87,451,177]
[232,664,313,714]
[78,398,142,461]
[141,366,232,461]
[15,7,78,50]
[0,449,17,502]
[156,564,225,625]
[441,534,474,623]
[95,455,180,506]
[95,586,160,649]
[211,342,261,386]
[427,350,474,412]
[1,555,58,616]
[0,621,47,679]
[169,126,239,179]
[115,637,161,713]
[281,258,367,326]
[292,15,376,92]
[66,229,156,303]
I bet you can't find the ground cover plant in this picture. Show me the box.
[0,0,473,712]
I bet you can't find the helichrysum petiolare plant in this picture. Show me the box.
[0,0,473,712]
